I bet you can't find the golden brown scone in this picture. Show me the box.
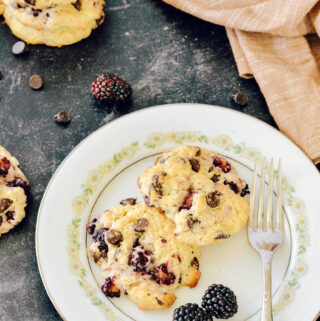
[0,145,29,235]
[87,201,201,310]
[3,0,105,46]
[138,145,250,246]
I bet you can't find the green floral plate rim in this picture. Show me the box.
[67,130,310,320]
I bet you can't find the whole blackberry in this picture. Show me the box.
[91,74,132,104]
[202,284,238,319]
[173,303,211,321]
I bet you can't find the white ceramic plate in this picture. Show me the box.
[36,104,320,321]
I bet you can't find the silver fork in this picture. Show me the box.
[248,158,283,321]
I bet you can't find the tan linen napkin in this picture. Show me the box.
[163,0,320,164]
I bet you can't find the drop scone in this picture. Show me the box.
[137,145,250,246]
[87,200,201,310]
[3,0,105,46]
[0,145,29,235]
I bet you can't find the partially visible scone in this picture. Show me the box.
[3,0,105,46]
[137,145,250,246]
[0,145,29,235]
[0,0,4,15]
[87,201,201,310]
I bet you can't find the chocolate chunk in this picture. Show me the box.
[0,198,12,213]
[208,165,214,172]
[106,229,123,245]
[144,195,154,207]
[190,257,199,270]
[155,297,164,305]
[12,41,29,55]
[0,216,2,226]
[195,148,201,157]
[232,92,248,106]
[240,184,250,197]
[187,215,200,229]
[224,180,239,194]
[25,0,36,5]
[133,218,149,232]
[206,191,221,208]
[120,197,136,206]
[215,233,230,240]
[189,158,200,172]
[152,175,163,196]
[211,174,220,183]
[72,0,81,10]
[54,111,70,124]
[6,211,15,221]
[29,74,43,90]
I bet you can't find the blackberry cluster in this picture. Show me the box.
[91,74,132,104]
[202,284,238,319]
[173,303,211,321]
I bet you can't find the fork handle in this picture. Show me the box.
[261,255,273,321]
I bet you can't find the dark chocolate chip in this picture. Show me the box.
[0,198,12,213]
[155,297,164,305]
[0,216,2,226]
[215,233,230,240]
[152,175,163,196]
[233,92,248,106]
[224,180,239,193]
[12,41,29,55]
[211,174,220,183]
[25,0,36,5]
[6,211,15,221]
[190,257,199,270]
[72,0,81,10]
[54,111,70,124]
[195,148,201,157]
[189,158,200,172]
[133,218,149,232]
[106,229,123,245]
[208,165,214,172]
[29,74,43,90]
[206,191,221,208]
[120,197,136,206]
[240,184,250,197]
[187,214,200,229]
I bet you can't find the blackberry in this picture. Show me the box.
[173,303,211,321]
[202,284,238,319]
[91,74,132,104]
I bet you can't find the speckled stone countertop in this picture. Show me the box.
[0,0,318,320]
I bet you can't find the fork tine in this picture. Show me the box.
[266,158,274,230]
[257,158,266,230]
[276,159,283,231]
[249,158,259,229]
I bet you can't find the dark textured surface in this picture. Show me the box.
[0,0,280,320]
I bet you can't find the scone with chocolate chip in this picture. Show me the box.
[0,145,29,235]
[87,200,201,310]
[3,0,105,46]
[137,145,250,246]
